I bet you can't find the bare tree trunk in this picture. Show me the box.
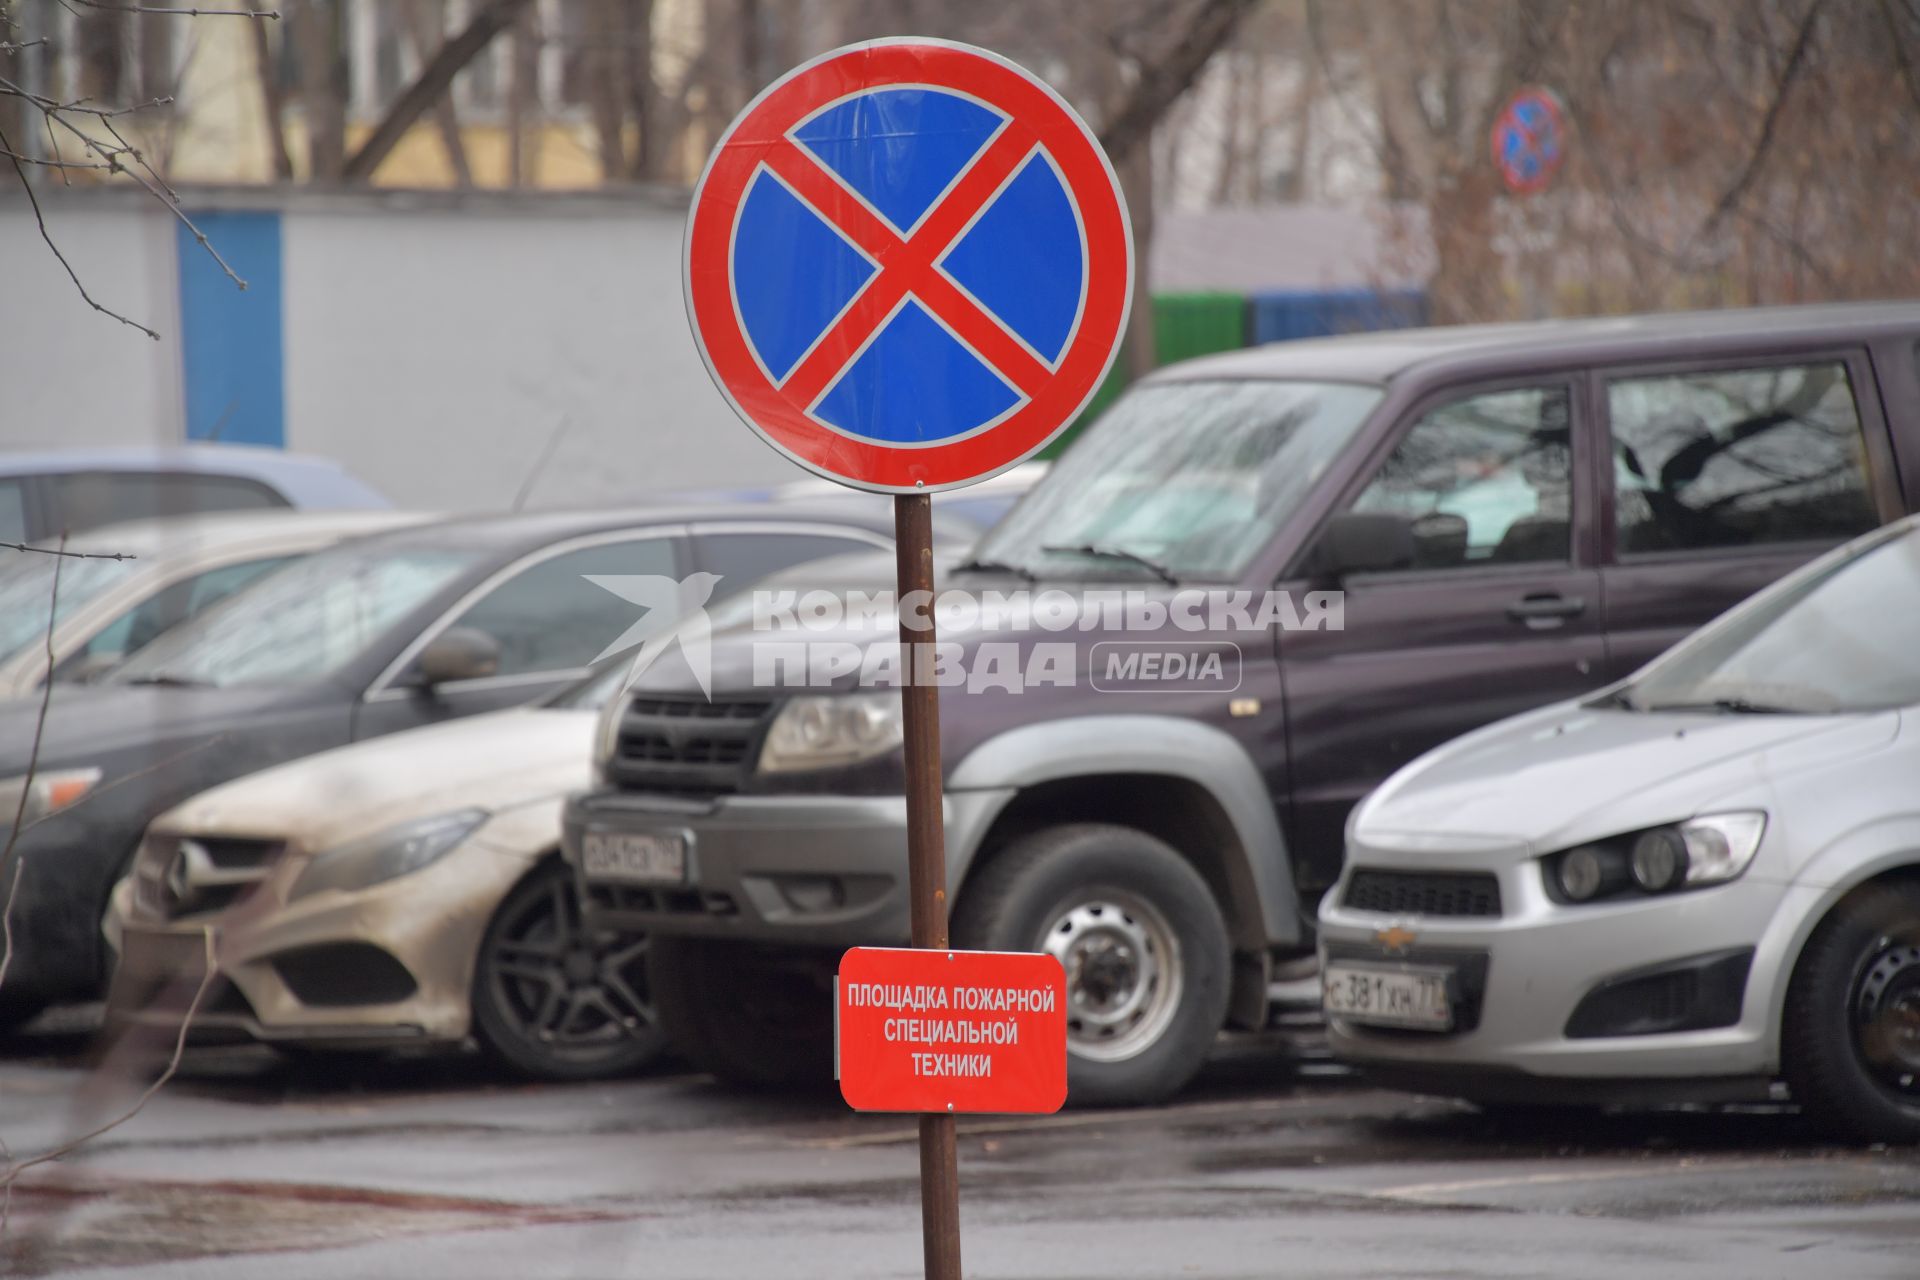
[623,0,661,179]
[588,0,627,180]
[1098,0,1259,168]
[292,0,347,181]
[506,4,535,186]
[343,0,534,183]
[737,0,762,112]
[249,13,295,180]
[1119,143,1157,379]
[402,0,475,187]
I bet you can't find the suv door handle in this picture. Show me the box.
[1507,593,1586,629]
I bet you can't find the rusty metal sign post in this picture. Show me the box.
[682,37,1133,1280]
[896,493,961,1278]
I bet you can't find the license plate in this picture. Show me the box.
[1323,962,1453,1031]
[581,830,687,884]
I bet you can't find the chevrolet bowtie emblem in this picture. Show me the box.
[1373,925,1418,954]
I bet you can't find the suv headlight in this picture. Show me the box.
[0,767,102,829]
[758,693,904,774]
[1546,812,1767,904]
[290,808,488,900]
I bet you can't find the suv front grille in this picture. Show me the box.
[604,696,775,795]
[1342,869,1502,918]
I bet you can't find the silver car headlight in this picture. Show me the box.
[290,808,488,901]
[1546,812,1767,903]
[758,693,904,774]
[0,767,102,829]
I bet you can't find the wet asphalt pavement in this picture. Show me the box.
[1,1009,1917,1279]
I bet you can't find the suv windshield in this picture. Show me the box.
[111,546,478,688]
[971,380,1382,581]
[1626,524,1920,714]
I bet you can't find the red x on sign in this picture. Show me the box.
[684,39,1133,493]
[758,123,1053,411]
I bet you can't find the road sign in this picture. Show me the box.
[1490,86,1567,195]
[838,947,1068,1115]
[683,38,1133,494]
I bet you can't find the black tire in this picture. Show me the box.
[952,823,1230,1107]
[1783,880,1920,1143]
[470,863,665,1083]
[649,936,834,1088]
[0,997,48,1035]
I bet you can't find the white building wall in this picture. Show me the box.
[279,201,803,511]
[0,188,811,505]
[0,199,184,448]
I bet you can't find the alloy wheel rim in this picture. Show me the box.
[487,877,654,1061]
[1850,936,1920,1098]
[1039,891,1182,1064]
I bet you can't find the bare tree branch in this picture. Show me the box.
[0,538,67,997]
[0,119,159,339]
[341,0,534,182]
[1,930,218,1194]
[1096,0,1258,166]
[1697,0,1826,241]
[59,1,277,16]
[0,542,135,560]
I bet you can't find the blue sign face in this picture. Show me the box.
[1491,89,1565,193]
[727,85,1089,447]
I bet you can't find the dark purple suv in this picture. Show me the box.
[564,302,1920,1105]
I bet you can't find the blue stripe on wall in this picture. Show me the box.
[177,212,284,446]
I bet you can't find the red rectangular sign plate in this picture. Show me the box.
[837,947,1068,1115]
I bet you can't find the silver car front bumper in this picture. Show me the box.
[1317,843,1800,1090]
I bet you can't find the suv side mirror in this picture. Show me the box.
[414,627,501,687]
[1305,513,1416,580]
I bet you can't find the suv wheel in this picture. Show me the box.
[0,997,48,1035]
[650,936,834,1088]
[471,863,665,1082]
[953,823,1229,1107]
[1783,880,1920,1143]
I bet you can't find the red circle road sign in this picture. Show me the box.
[683,38,1134,493]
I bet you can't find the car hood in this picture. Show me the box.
[1355,702,1901,855]
[153,706,593,851]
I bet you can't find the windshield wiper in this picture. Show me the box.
[1590,689,1640,711]
[952,556,1037,582]
[1638,697,1804,715]
[119,673,213,689]
[1040,543,1178,585]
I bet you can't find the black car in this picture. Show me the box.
[0,499,959,1026]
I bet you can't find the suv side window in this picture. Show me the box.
[440,536,678,677]
[1350,387,1572,568]
[1606,362,1876,554]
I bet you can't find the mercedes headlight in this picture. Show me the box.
[758,693,904,773]
[0,767,102,829]
[290,808,488,900]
